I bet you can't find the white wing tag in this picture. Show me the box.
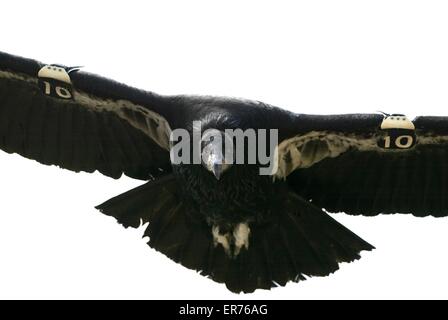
[378,114,416,149]
[37,65,73,100]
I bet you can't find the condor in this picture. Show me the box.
[1,51,448,293]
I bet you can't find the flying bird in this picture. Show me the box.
[0,51,447,293]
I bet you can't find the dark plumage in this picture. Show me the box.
[1,51,448,293]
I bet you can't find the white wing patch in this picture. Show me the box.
[74,92,172,150]
[274,131,379,179]
[274,130,448,179]
[0,69,172,151]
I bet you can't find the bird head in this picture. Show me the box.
[201,129,233,180]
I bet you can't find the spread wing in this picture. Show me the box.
[0,51,178,180]
[277,113,448,217]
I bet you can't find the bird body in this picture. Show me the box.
[1,51,447,292]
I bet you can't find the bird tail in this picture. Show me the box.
[96,177,374,293]
[207,193,374,293]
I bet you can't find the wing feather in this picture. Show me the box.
[280,114,448,216]
[0,51,174,180]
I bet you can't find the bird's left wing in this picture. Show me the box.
[276,113,448,217]
[0,51,179,180]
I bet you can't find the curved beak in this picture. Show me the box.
[201,133,232,180]
[212,163,223,180]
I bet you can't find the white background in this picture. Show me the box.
[1,0,448,299]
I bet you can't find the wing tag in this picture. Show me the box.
[37,65,73,100]
[378,114,416,149]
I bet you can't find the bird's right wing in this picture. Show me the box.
[0,51,178,180]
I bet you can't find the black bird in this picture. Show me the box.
[1,51,447,293]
